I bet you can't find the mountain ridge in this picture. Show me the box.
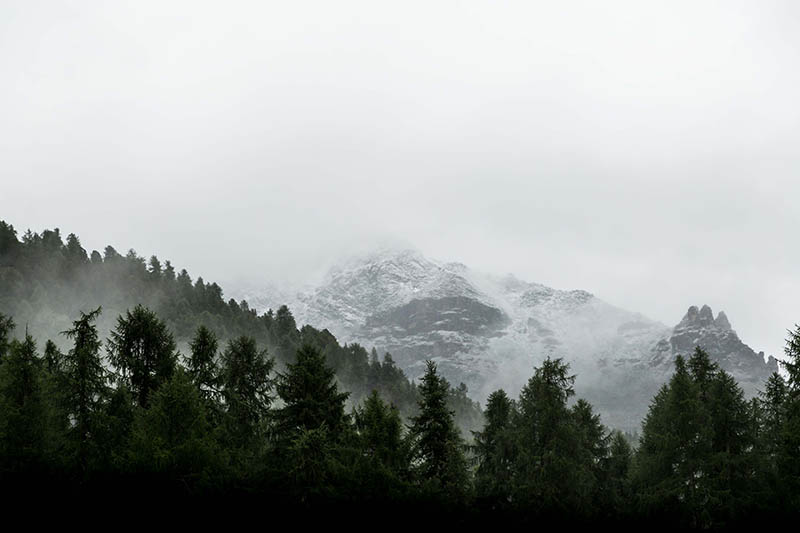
[233,247,779,430]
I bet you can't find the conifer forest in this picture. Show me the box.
[1,220,798,526]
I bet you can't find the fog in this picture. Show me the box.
[2,1,799,360]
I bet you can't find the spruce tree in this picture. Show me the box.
[61,307,108,470]
[0,313,14,364]
[128,368,220,484]
[407,360,469,499]
[274,344,351,498]
[187,325,220,403]
[511,357,585,512]
[354,390,408,477]
[0,334,46,471]
[107,305,178,408]
[219,336,274,454]
[473,389,515,503]
[275,344,350,439]
[777,324,800,508]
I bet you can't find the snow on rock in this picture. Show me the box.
[235,247,778,431]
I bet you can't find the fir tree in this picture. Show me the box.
[60,307,108,470]
[219,336,274,454]
[0,313,14,364]
[274,344,351,498]
[107,305,178,408]
[128,368,220,485]
[354,390,408,477]
[511,357,585,512]
[407,360,469,499]
[473,389,515,503]
[0,334,46,471]
[187,325,220,403]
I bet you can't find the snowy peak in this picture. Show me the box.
[234,249,779,431]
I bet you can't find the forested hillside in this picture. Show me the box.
[0,220,482,433]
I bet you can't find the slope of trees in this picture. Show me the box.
[0,220,482,433]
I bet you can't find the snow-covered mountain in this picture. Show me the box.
[234,248,779,430]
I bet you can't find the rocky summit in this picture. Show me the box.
[237,248,780,431]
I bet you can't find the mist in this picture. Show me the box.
[2,0,799,361]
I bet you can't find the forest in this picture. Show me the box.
[1,220,799,526]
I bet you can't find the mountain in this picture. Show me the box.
[236,247,779,430]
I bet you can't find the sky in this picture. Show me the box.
[2,1,799,361]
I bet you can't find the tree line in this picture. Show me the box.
[2,306,799,525]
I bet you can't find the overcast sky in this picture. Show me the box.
[2,1,799,360]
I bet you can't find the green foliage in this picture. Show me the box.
[354,390,409,478]
[187,325,220,403]
[512,357,591,512]
[0,334,47,472]
[0,313,14,363]
[275,344,350,441]
[633,347,759,526]
[107,304,178,408]
[408,360,470,500]
[219,336,274,458]
[60,306,108,470]
[472,389,515,503]
[128,368,221,487]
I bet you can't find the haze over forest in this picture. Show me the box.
[3,1,799,364]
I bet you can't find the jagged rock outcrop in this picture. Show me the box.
[650,304,779,398]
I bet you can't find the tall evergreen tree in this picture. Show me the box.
[219,336,274,453]
[274,344,351,498]
[128,368,220,485]
[187,325,220,403]
[0,334,46,471]
[107,305,177,408]
[776,324,800,508]
[275,344,350,439]
[634,347,757,526]
[354,390,408,478]
[511,357,586,512]
[0,313,14,364]
[407,360,469,499]
[61,307,107,470]
[473,389,515,503]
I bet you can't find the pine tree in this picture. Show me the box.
[107,305,177,408]
[0,334,47,471]
[274,344,351,498]
[634,355,707,521]
[407,360,469,499]
[777,324,800,507]
[473,389,515,503]
[43,340,64,374]
[60,307,108,470]
[511,357,585,512]
[0,313,14,364]
[187,325,220,403]
[354,390,408,477]
[219,336,274,454]
[128,368,220,485]
[603,430,633,513]
[634,347,757,526]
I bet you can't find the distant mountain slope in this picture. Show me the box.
[237,247,779,430]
